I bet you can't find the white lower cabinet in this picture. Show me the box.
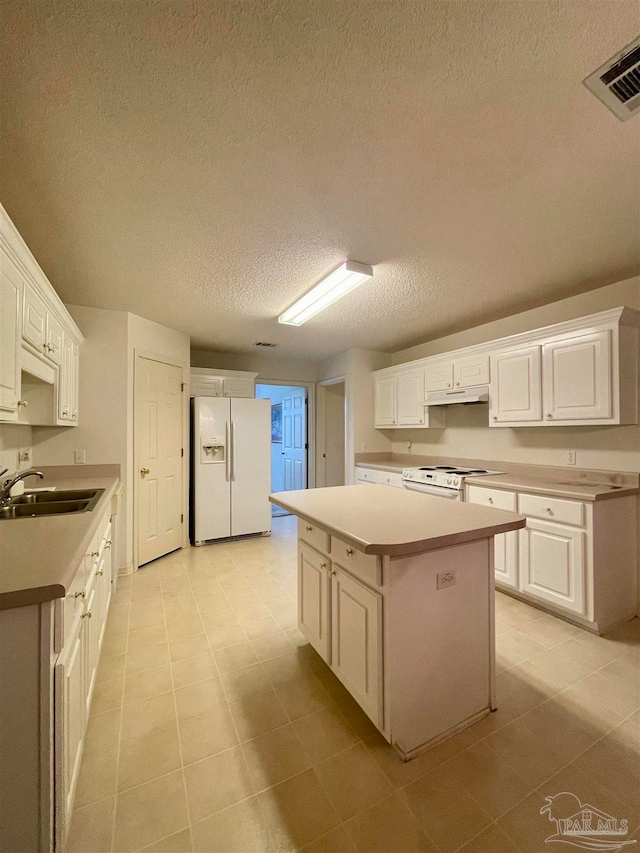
[519,519,585,615]
[466,486,518,589]
[298,542,330,663]
[331,567,382,726]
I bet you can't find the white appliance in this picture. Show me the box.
[402,464,504,500]
[423,387,489,406]
[191,396,271,544]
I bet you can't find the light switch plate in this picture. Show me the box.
[74,449,86,464]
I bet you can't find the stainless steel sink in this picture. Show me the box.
[0,488,104,519]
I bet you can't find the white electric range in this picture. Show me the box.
[401,464,505,500]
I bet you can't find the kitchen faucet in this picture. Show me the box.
[0,469,45,504]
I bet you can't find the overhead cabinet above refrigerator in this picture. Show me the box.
[190,396,271,544]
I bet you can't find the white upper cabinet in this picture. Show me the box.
[425,362,453,392]
[542,330,611,422]
[22,282,47,351]
[489,345,542,424]
[453,353,489,389]
[0,252,23,416]
[46,311,64,365]
[58,332,79,423]
[374,374,397,426]
[397,369,425,425]
[190,368,256,398]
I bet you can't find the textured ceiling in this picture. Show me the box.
[1,1,639,360]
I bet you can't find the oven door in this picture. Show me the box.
[402,481,462,500]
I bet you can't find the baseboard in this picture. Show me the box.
[117,564,135,577]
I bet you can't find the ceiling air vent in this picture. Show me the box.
[584,34,640,121]
[254,342,278,348]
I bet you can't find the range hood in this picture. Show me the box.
[423,387,489,406]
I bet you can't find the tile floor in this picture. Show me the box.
[66,516,640,853]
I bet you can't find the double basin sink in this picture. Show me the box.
[0,489,105,520]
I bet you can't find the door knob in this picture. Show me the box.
[140,468,150,476]
[281,451,285,456]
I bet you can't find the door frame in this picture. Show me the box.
[133,350,189,571]
[317,375,348,487]
[254,379,316,488]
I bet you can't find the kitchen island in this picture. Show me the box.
[270,484,525,760]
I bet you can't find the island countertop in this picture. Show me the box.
[270,484,526,557]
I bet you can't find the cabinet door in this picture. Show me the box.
[0,252,23,414]
[543,331,612,422]
[45,311,64,365]
[490,346,542,424]
[222,376,254,398]
[453,354,489,389]
[466,486,518,588]
[58,333,76,421]
[331,568,382,727]
[191,375,223,397]
[70,339,79,422]
[425,362,454,392]
[84,582,100,714]
[298,543,331,663]
[374,375,397,427]
[54,612,86,838]
[22,283,47,351]
[397,369,426,425]
[519,520,585,615]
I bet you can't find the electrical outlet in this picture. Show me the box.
[437,571,456,590]
[74,449,86,465]
[18,448,31,463]
[566,450,577,466]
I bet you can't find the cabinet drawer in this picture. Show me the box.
[298,519,330,555]
[518,493,584,527]
[466,485,517,511]
[63,561,87,646]
[378,471,403,488]
[330,536,381,587]
[355,467,378,484]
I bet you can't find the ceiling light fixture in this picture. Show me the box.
[278,260,374,326]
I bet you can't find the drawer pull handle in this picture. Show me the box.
[331,569,337,576]
[544,507,552,513]
[96,570,104,576]
[546,413,553,419]
[345,548,353,556]
[74,589,86,599]
[140,468,150,476]
[306,526,313,532]
[91,550,99,558]
[105,540,112,549]
[82,611,92,619]
[492,416,498,421]
[487,497,493,504]
[320,562,327,569]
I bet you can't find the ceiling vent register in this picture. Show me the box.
[584,35,640,121]
[254,342,278,347]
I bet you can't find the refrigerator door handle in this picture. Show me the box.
[225,420,230,482]
[231,420,236,481]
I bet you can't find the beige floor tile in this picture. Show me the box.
[496,791,549,853]
[275,676,334,721]
[171,652,219,689]
[292,706,361,764]
[257,768,341,849]
[443,740,535,820]
[363,732,441,789]
[91,675,124,715]
[233,599,272,620]
[184,745,255,822]
[169,632,211,663]
[456,823,519,853]
[569,735,640,814]
[344,792,437,852]
[250,632,295,662]
[96,651,127,683]
[179,705,239,765]
[129,609,166,631]
[165,604,200,626]
[200,608,241,631]
[197,595,234,616]
[66,795,115,853]
[118,724,182,792]
[514,614,581,648]
[552,673,629,732]
[484,720,566,789]
[229,690,290,741]
[260,651,316,687]
[495,667,547,718]
[242,723,312,792]
[205,623,250,650]
[138,827,193,852]
[126,642,171,674]
[84,707,122,753]
[163,591,197,610]
[174,676,227,721]
[190,797,272,852]
[401,765,493,853]
[302,825,358,853]
[214,641,260,673]
[166,616,206,641]
[74,747,119,808]
[496,630,547,671]
[102,631,128,659]
[220,662,273,703]
[241,615,282,640]
[127,623,168,652]
[516,698,602,764]
[314,743,394,821]
[121,692,177,742]
[114,770,189,853]
[124,664,173,705]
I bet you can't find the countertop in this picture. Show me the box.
[0,466,121,610]
[354,454,639,502]
[270,484,525,557]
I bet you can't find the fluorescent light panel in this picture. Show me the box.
[278,260,373,326]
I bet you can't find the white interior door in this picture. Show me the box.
[136,356,183,566]
[282,390,307,491]
[230,397,272,536]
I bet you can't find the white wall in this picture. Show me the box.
[191,349,317,383]
[0,424,33,480]
[388,277,640,474]
[323,382,346,487]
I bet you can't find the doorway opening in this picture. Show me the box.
[318,378,347,487]
[256,384,309,517]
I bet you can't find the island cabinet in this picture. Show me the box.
[284,484,523,760]
[466,484,637,633]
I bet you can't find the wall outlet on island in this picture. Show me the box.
[437,571,456,590]
[74,449,86,465]
[566,450,577,466]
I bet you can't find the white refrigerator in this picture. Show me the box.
[191,396,271,544]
